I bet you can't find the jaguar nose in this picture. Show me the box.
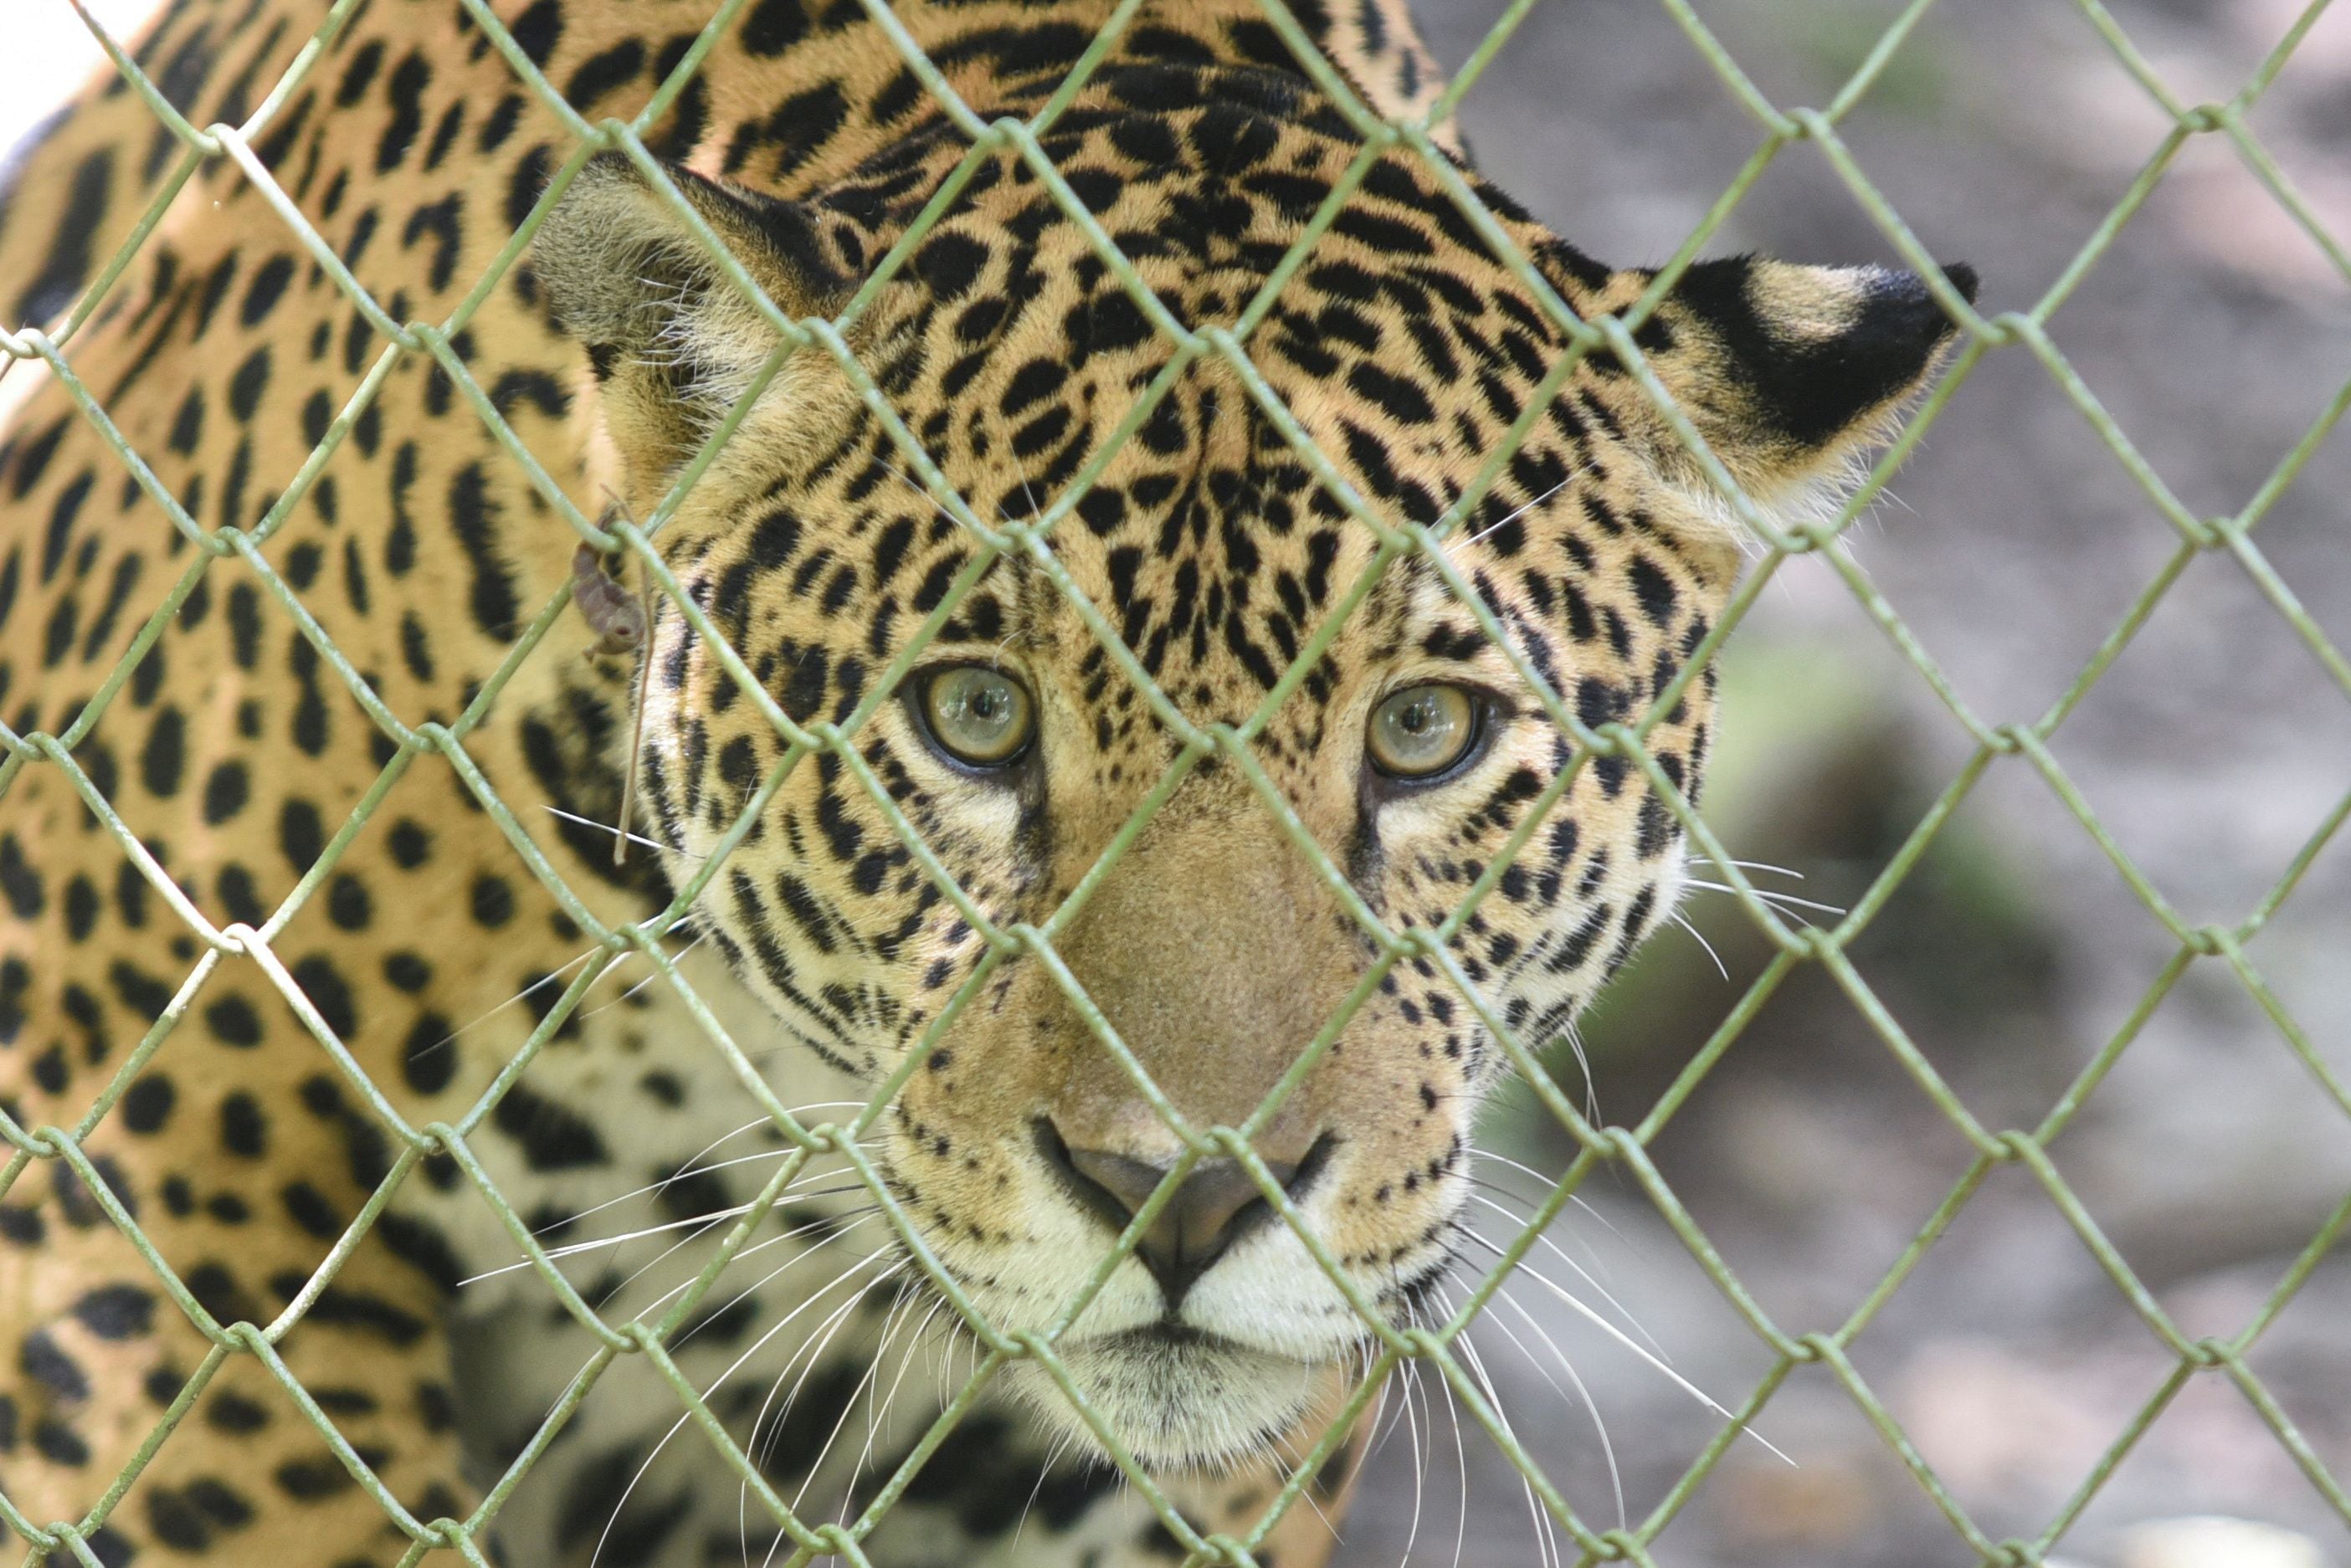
[1036,1121,1333,1309]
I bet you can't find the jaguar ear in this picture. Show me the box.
[1638,254,1976,520]
[531,151,868,479]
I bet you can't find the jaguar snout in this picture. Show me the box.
[1035,1120,1336,1308]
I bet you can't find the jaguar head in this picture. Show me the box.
[533,83,1966,1469]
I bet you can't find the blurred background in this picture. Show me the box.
[10,3,2349,1565]
[1341,3,2351,1564]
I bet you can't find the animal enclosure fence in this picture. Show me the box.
[3,0,2349,1564]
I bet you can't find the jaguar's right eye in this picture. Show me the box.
[1366,684,1481,782]
[915,665,1036,769]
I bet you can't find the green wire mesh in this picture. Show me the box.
[1,0,2348,1564]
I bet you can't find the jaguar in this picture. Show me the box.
[0,1,1970,1562]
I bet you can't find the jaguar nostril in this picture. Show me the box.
[1034,1120,1336,1309]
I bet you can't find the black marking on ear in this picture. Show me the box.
[1533,234,1610,297]
[1675,256,1975,446]
[534,151,867,445]
[748,188,855,297]
[8,146,113,327]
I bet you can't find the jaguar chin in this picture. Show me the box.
[1021,1327,1330,1473]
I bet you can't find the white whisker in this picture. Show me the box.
[1668,910,1729,981]
[1727,858,1808,882]
[1684,879,1845,919]
[561,1119,775,1232]
[877,461,962,530]
[767,1268,907,1550]
[747,1266,906,1561]
[1440,1294,1469,1568]
[464,1207,754,1284]
[538,1107,873,1235]
[460,1180,871,1284]
[578,932,712,1022]
[1464,1176,1628,1342]
[854,1293,947,1509]
[1369,1345,1411,1460]
[1455,1325,1558,1568]
[1461,1195,1667,1366]
[598,1208,745,1311]
[407,944,607,1063]
[1462,478,1571,546]
[1482,1278,1625,1533]
[1472,1151,1631,1249]
[1394,1355,1428,1567]
[837,1288,926,1532]
[594,1243,896,1568]
[632,1210,881,1334]
[1009,1429,1076,1560]
[542,804,706,860]
[1548,1013,1600,1124]
[1284,1427,1345,1544]
[1469,1236,1789,1464]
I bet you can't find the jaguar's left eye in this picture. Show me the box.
[916,665,1036,768]
[1367,684,1481,781]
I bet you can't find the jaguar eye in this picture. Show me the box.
[917,665,1035,768]
[1367,684,1480,781]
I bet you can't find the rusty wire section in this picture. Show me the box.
[3,0,2349,1563]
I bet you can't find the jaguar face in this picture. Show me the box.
[534,80,1965,1468]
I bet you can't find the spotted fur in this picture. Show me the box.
[0,3,1967,1563]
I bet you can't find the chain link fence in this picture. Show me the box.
[3,0,2348,1563]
